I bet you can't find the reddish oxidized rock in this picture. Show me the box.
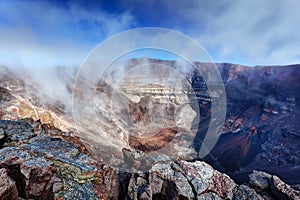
[0,147,61,199]
[209,172,236,198]
[0,168,18,200]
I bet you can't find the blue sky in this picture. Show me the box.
[0,0,299,67]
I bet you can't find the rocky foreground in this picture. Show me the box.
[0,119,299,199]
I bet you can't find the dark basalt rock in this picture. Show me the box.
[191,64,300,187]
[0,120,35,147]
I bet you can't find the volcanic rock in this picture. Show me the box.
[0,61,300,199]
[123,160,266,199]
[250,170,300,199]
[270,176,300,200]
[233,185,264,200]
[0,146,60,199]
[0,168,18,200]
[0,120,108,199]
[0,119,299,199]
[249,170,272,192]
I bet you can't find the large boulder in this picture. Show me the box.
[249,170,300,199]
[125,160,265,199]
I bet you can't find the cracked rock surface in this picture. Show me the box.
[124,159,260,199]
[0,119,299,199]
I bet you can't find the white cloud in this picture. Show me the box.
[0,0,299,67]
[120,0,300,65]
[0,0,135,68]
[0,0,136,113]
[177,0,300,65]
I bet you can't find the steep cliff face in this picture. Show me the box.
[205,64,300,187]
[0,60,299,198]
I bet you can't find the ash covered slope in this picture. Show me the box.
[205,63,300,187]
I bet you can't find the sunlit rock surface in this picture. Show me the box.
[0,120,113,199]
[0,119,283,200]
[0,60,300,199]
